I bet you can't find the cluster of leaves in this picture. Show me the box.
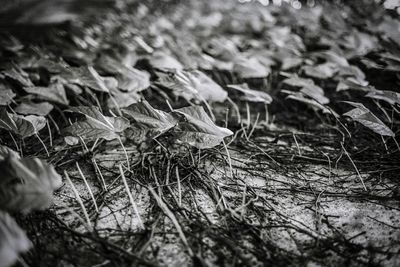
[0,145,62,267]
[0,0,399,266]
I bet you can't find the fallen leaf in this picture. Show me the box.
[343,101,395,137]
[233,57,270,79]
[73,66,109,93]
[0,87,16,106]
[227,84,272,104]
[0,108,46,138]
[172,105,233,149]
[123,100,178,139]
[365,90,400,106]
[15,102,54,116]
[24,83,69,105]
[156,70,227,102]
[95,55,150,92]
[148,51,184,70]
[64,106,129,141]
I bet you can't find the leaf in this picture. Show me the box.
[108,89,141,109]
[282,75,329,104]
[0,87,16,106]
[303,62,337,79]
[15,102,54,116]
[343,101,395,137]
[227,84,272,104]
[24,83,69,105]
[172,106,233,149]
[282,76,315,88]
[0,108,46,138]
[73,66,109,93]
[233,57,270,79]
[149,51,183,70]
[2,67,33,88]
[282,91,338,117]
[0,211,31,267]
[122,100,177,138]
[365,90,400,106]
[0,149,62,213]
[64,106,129,141]
[95,55,150,92]
[156,70,227,102]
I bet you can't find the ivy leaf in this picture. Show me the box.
[0,87,16,106]
[148,51,184,70]
[303,62,337,79]
[227,83,272,104]
[0,108,46,138]
[343,101,395,137]
[0,149,62,213]
[282,75,329,104]
[108,89,141,109]
[2,67,34,88]
[73,66,109,93]
[172,106,233,149]
[282,91,338,117]
[0,211,31,267]
[282,75,315,88]
[156,70,227,102]
[95,55,150,93]
[15,102,54,116]
[233,57,270,79]
[64,106,129,141]
[122,100,178,138]
[24,83,69,105]
[365,90,400,106]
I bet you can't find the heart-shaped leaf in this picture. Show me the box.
[343,101,395,137]
[172,106,233,149]
[73,66,109,93]
[2,67,33,88]
[303,62,338,79]
[0,211,31,267]
[227,83,272,104]
[64,106,129,141]
[15,102,54,116]
[365,90,400,106]
[24,83,69,105]
[149,51,184,70]
[156,70,227,102]
[0,108,46,138]
[233,57,270,79]
[282,91,338,117]
[122,100,177,138]
[0,87,16,106]
[95,55,150,93]
[0,148,62,213]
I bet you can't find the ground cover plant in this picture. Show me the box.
[0,0,400,266]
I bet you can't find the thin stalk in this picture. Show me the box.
[76,162,99,213]
[64,171,92,230]
[119,165,144,230]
